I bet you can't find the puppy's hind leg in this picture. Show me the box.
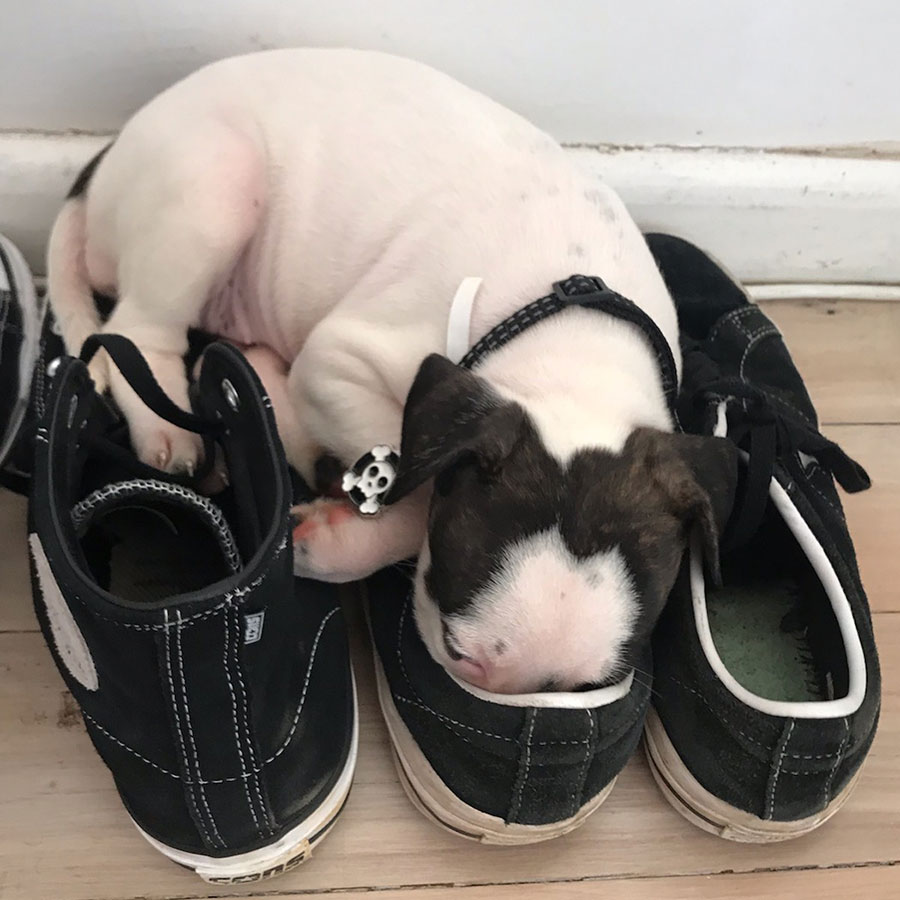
[239,343,315,478]
[101,130,265,474]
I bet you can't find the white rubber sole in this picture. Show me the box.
[133,672,358,884]
[0,232,45,466]
[372,649,614,845]
[644,707,860,843]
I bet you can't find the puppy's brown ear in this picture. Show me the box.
[386,354,524,503]
[634,429,739,586]
[671,433,740,586]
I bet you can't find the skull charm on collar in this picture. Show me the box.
[342,445,400,516]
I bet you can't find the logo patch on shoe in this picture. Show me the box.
[28,533,99,691]
[203,840,310,883]
[243,611,265,644]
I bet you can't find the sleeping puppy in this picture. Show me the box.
[46,49,737,694]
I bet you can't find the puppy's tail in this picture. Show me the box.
[46,141,114,381]
[46,198,102,363]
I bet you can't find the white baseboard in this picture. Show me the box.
[570,145,900,287]
[0,133,111,275]
[2,132,899,286]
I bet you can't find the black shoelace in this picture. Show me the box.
[78,334,225,486]
[0,334,225,497]
[684,354,871,552]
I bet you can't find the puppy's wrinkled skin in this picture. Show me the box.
[47,49,736,692]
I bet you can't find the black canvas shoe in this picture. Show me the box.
[643,233,880,841]
[0,233,46,478]
[27,335,357,882]
[367,565,651,843]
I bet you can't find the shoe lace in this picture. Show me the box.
[683,349,871,551]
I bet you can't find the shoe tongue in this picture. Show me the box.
[71,478,242,575]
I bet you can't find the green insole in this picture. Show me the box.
[708,577,826,703]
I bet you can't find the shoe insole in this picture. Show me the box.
[708,576,826,703]
[703,491,851,704]
[88,504,232,604]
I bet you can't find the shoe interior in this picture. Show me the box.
[707,502,850,703]
[79,498,236,604]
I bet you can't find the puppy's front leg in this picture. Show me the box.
[98,128,264,473]
[292,489,428,582]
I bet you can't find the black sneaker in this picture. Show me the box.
[27,335,357,882]
[644,233,880,841]
[367,565,651,843]
[0,233,46,479]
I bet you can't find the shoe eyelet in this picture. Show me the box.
[221,378,239,411]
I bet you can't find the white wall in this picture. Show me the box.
[3,0,899,147]
[2,1,899,283]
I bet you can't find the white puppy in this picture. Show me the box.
[47,49,736,694]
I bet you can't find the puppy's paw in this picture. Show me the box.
[131,419,204,476]
[292,498,387,582]
[87,353,110,396]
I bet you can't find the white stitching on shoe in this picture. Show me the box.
[824,716,851,805]
[395,599,415,690]
[175,610,224,847]
[82,712,179,778]
[391,600,642,747]
[802,462,846,520]
[35,339,47,419]
[84,712,263,784]
[393,598,516,742]
[739,326,781,382]
[230,605,272,834]
[766,720,795,820]
[508,710,537,822]
[708,306,757,344]
[765,392,818,429]
[164,609,214,847]
[71,479,242,573]
[221,605,262,832]
[570,709,594,818]
[667,675,770,749]
[81,606,339,786]
[667,675,844,760]
[262,607,339,764]
[393,694,514,742]
[70,565,282,630]
[733,313,754,342]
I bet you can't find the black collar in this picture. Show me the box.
[342,274,680,517]
[458,274,678,413]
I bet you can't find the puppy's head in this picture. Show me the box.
[390,355,738,694]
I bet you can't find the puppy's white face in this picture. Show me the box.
[415,532,637,693]
[390,355,738,696]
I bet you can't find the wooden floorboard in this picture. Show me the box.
[239,866,900,899]
[827,426,900,613]
[761,299,900,426]
[0,297,897,899]
[0,612,897,900]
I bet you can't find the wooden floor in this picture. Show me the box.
[0,298,898,900]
